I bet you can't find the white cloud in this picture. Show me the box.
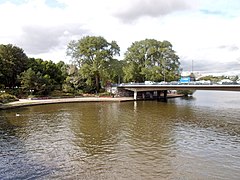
[113,0,196,22]
[0,0,240,75]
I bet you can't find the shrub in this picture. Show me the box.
[98,92,114,97]
[177,90,195,96]
[0,93,19,103]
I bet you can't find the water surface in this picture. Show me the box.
[0,91,239,179]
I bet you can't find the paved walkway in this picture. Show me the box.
[0,93,183,110]
[0,97,134,110]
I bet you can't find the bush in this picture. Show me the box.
[50,90,65,97]
[0,93,19,103]
[51,90,83,97]
[177,90,195,97]
[98,92,114,97]
[62,84,75,93]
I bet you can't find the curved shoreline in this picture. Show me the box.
[0,97,134,110]
[0,94,184,110]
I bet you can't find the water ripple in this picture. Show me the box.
[0,92,240,179]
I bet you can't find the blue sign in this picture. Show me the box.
[180,77,190,83]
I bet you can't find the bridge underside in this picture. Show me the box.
[133,90,168,101]
[117,85,240,101]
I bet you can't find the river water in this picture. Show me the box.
[0,91,239,179]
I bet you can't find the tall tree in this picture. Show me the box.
[108,58,125,84]
[123,39,180,82]
[66,36,120,92]
[62,64,85,93]
[27,58,68,90]
[20,68,37,92]
[0,44,28,88]
[20,68,54,95]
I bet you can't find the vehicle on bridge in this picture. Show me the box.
[144,81,155,85]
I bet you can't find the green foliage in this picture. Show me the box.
[0,44,28,88]
[0,93,18,103]
[50,90,82,97]
[199,75,239,84]
[98,92,113,97]
[177,90,195,96]
[19,68,36,91]
[27,58,68,88]
[198,75,223,83]
[67,36,120,92]
[123,39,180,83]
[62,81,75,94]
[20,68,54,96]
[18,58,69,96]
[0,38,182,97]
[0,44,69,97]
[62,69,92,94]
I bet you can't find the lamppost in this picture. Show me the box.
[29,89,34,95]
[164,62,166,82]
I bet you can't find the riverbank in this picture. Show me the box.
[0,94,184,110]
[0,97,134,110]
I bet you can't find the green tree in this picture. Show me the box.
[41,60,67,89]
[20,68,37,92]
[20,58,68,96]
[108,59,125,84]
[198,75,223,83]
[62,64,83,93]
[27,58,68,90]
[66,36,120,92]
[0,44,28,88]
[56,61,68,85]
[20,68,54,96]
[123,39,180,82]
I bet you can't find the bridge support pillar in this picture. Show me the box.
[163,90,168,102]
[134,91,137,100]
[157,91,162,101]
[150,92,153,99]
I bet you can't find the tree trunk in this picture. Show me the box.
[95,75,100,93]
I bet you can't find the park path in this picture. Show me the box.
[0,97,134,110]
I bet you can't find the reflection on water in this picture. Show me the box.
[0,91,240,179]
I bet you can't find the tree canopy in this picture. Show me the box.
[20,58,68,95]
[66,36,120,92]
[0,44,28,88]
[0,37,182,97]
[123,39,180,82]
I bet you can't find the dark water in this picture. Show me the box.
[0,91,239,179]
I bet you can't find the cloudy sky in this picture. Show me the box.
[0,0,240,75]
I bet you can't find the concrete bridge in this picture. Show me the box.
[117,84,240,101]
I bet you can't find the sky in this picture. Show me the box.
[0,0,240,76]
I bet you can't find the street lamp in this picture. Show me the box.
[164,62,166,82]
[29,89,34,95]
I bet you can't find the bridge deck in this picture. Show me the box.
[117,84,240,92]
